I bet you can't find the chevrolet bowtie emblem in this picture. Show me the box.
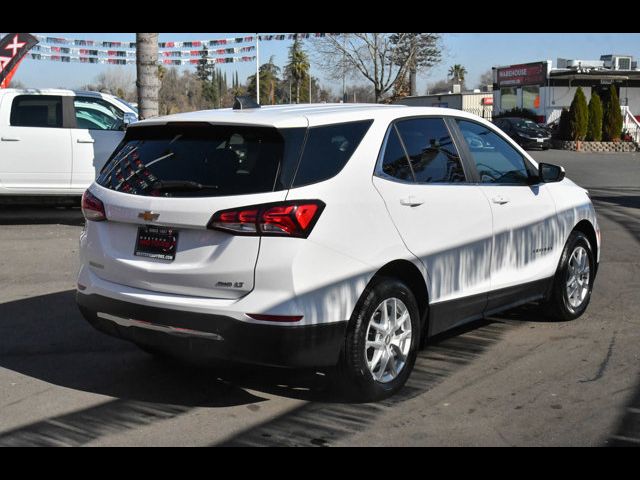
[138,211,159,221]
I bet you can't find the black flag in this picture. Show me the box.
[0,33,38,87]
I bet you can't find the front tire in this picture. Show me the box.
[543,231,595,321]
[337,277,421,401]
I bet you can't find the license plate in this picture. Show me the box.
[135,225,179,261]
[537,138,544,143]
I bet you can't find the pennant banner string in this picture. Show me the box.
[1,33,336,49]
[28,44,256,58]
[27,53,257,65]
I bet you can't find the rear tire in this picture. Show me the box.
[542,231,595,321]
[337,277,421,401]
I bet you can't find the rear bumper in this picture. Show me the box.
[76,292,346,368]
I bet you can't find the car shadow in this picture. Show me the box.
[0,204,84,226]
[216,307,552,447]
[0,290,270,408]
[0,287,553,446]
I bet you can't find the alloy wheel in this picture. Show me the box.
[364,297,412,384]
[566,246,590,309]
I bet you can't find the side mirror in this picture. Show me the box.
[539,162,565,183]
[123,112,138,127]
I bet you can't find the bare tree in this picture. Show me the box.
[426,79,453,95]
[84,67,136,101]
[476,69,494,91]
[347,85,375,103]
[313,33,438,103]
[390,33,441,96]
[136,33,159,120]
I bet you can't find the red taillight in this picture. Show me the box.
[81,190,107,222]
[208,200,325,238]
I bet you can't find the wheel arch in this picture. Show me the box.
[572,219,599,274]
[365,259,430,342]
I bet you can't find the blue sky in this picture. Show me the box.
[10,33,640,96]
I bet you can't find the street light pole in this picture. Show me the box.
[342,34,347,103]
[255,33,260,104]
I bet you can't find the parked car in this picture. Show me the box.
[493,117,551,150]
[76,103,600,401]
[0,88,137,201]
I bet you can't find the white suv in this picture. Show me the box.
[76,102,600,400]
[0,88,137,200]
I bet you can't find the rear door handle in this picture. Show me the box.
[76,138,95,144]
[492,195,510,205]
[400,196,424,207]
[1,137,20,141]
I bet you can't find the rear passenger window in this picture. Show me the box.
[381,127,413,181]
[10,95,63,128]
[394,118,466,183]
[292,120,372,187]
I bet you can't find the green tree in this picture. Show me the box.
[602,85,623,141]
[285,39,310,103]
[448,64,467,84]
[196,45,210,82]
[569,87,588,141]
[586,92,603,141]
[247,57,282,105]
[558,108,571,141]
[195,46,220,108]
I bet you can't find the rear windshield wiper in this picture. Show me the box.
[151,180,219,192]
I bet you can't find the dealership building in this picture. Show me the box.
[395,85,494,120]
[492,55,640,132]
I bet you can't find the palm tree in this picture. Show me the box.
[247,57,281,105]
[448,64,467,84]
[286,39,310,103]
[136,33,159,120]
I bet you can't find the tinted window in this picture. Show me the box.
[97,124,304,197]
[74,97,124,131]
[395,118,465,183]
[514,119,540,130]
[292,120,372,187]
[456,119,530,185]
[381,127,413,181]
[10,95,63,128]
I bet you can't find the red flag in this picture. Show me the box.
[0,33,39,88]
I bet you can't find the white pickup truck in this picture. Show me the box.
[0,89,137,200]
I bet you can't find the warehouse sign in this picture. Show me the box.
[497,62,547,87]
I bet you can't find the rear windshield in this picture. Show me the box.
[97,119,372,197]
[97,123,304,197]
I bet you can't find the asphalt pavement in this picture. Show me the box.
[0,149,638,446]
